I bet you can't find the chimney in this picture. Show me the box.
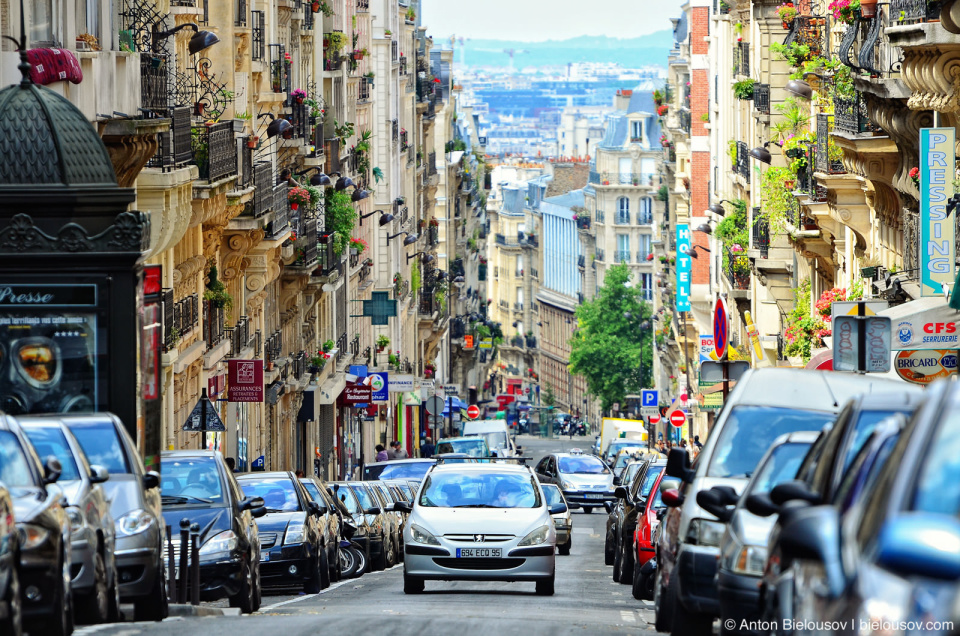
[615,89,633,111]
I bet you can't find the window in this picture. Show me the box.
[638,234,652,261]
[516,255,523,275]
[516,289,523,307]
[631,120,643,142]
[638,198,653,225]
[619,157,633,184]
[616,234,630,263]
[30,0,56,47]
[616,197,630,224]
[640,273,653,300]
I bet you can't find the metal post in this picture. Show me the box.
[446,396,452,438]
[190,523,201,605]
[681,311,691,445]
[166,525,176,602]
[178,518,190,604]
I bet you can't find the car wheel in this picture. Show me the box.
[654,568,674,633]
[403,570,424,594]
[319,548,331,589]
[385,535,396,568]
[304,552,322,594]
[535,575,555,596]
[77,550,110,624]
[582,506,593,514]
[35,552,71,636]
[134,554,168,621]
[558,536,571,556]
[228,558,255,614]
[1,564,22,636]
[252,559,261,612]
[612,536,622,582]
[330,545,341,582]
[618,539,634,584]
[604,532,615,566]
[374,537,387,571]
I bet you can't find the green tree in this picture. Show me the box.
[568,263,654,411]
[543,382,556,408]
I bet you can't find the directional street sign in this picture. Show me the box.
[182,390,225,432]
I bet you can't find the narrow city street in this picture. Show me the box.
[73,436,656,636]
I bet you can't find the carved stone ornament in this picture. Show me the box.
[0,211,149,254]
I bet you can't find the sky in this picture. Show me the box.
[419,0,684,42]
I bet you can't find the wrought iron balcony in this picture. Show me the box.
[290,101,312,140]
[576,216,591,230]
[890,0,940,23]
[615,211,631,225]
[724,247,750,290]
[577,254,586,269]
[357,0,369,10]
[637,211,653,225]
[815,114,846,174]
[614,250,631,263]
[140,53,168,112]
[736,141,751,183]
[252,161,274,217]
[193,121,238,182]
[752,213,769,259]
[595,210,605,223]
[147,106,192,171]
[784,14,826,59]
[204,302,226,349]
[753,83,770,115]
[358,76,372,102]
[294,218,319,267]
[269,44,291,94]
[400,129,409,150]
[833,91,883,136]
[733,41,750,77]
[679,109,691,134]
[589,172,657,186]
[252,11,265,61]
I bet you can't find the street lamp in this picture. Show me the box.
[258,113,292,139]
[295,167,333,187]
[406,251,435,264]
[387,231,418,245]
[359,209,394,226]
[688,245,712,259]
[749,141,773,165]
[151,22,220,54]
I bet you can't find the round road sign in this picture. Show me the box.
[669,411,686,428]
[649,414,661,425]
[425,395,445,416]
[467,405,481,419]
[713,296,729,361]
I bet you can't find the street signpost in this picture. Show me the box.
[640,389,659,416]
[424,395,445,416]
[669,411,686,428]
[182,389,226,432]
[832,301,892,373]
[467,404,481,419]
[713,296,729,360]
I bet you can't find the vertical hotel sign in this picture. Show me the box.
[676,224,692,311]
[920,128,955,297]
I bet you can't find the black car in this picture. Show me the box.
[0,480,20,636]
[298,476,343,583]
[361,459,435,481]
[608,460,665,584]
[331,481,391,571]
[0,413,72,636]
[237,472,329,591]
[160,451,265,613]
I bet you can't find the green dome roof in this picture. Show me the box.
[0,73,117,187]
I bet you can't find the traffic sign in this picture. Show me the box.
[424,395,445,416]
[641,390,658,407]
[648,413,661,425]
[833,314,892,373]
[182,390,225,432]
[713,296,729,360]
[467,404,481,419]
[669,411,686,428]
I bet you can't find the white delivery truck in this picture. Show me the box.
[461,420,520,457]
[598,417,648,464]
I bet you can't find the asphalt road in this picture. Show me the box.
[73,434,657,636]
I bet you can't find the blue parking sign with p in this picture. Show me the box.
[642,390,658,407]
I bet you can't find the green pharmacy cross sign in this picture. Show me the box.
[353,291,398,325]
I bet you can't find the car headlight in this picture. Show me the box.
[199,530,238,556]
[732,545,767,576]
[686,518,725,547]
[561,480,578,491]
[284,523,305,545]
[17,524,50,550]
[65,506,85,535]
[518,524,550,546]
[115,509,154,537]
[410,523,440,546]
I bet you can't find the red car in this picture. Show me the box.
[631,467,669,599]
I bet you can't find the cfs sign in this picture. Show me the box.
[923,322,957,334]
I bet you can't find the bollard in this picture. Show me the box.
[190,522,201,606]
[166,525,176,602]
[178,518,190,604]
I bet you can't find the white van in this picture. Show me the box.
[462,420,520,457]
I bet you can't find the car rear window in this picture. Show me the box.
[239,477,302,512]
[0,431,36,488]
[23,427,81,481]
[541,485,563,506]
[559,455,608,474]
[912,408,960,516]
[841,410,902,475]
[67,421,130,474]
[640,466,664,498]
[749,442,812,495]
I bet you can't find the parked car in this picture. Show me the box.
[540,483,577,554]
[237,471,328,591]
[766,380,960,636]
[362,458,435,481]
[385,479,416,503]
[62,413,166,621]
[330,482,375,576]
[602,440,646,467]
[697,431,817,635]
[362,481,401,569]
[655,369,907,636]
[298,476,343,583]
[21,417,118,624]
[632,474,676,600]
[0,480,20,636]
[160,451,265,613]
[0,413,72,636]
[609,460,666,584]
[435,436,490,458]
[462,420,521,457]
[535,450,615,513]
[332,481,393,570]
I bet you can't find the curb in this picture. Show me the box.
[168,604,242,617]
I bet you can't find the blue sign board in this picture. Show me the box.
[252,455,265,471]
[676,224,691,311]
[920,128,956,297]
[370,372,389,402]
[642,390,658,407]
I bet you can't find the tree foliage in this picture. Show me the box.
[543,382,556,408]
[568,264,654,411]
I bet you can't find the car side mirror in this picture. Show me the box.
[548,503,568,515]
[661,488,684,508]
[364,507,381,515]
[745,493,779,517]
[770,480,821,507]
[143,471,160,490]
[613,476,621,486]
[876,513,960,580]
[516,447,523,455]
[567,501,581,510]
[383,503,395,512]
[252,506,268,518]
[614,486,630,501]
[393,500,412,513]
[656,508,666,521]
[603,501,613,513]
[665,448,696,484]
[42,456,62,484]
[778,505,844,598]
[696,487,736,523]
[243,496,265,512]
[89,465,110,484]
[307,501,324,516]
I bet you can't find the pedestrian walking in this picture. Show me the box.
[387,440,409,459]
[421,439,436,458]
[375,444,389,462]
[294,469,305,478]
[693,435,703,451]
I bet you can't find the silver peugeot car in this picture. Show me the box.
[396,460,565,595]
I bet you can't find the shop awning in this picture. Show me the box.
[879,296,960,350]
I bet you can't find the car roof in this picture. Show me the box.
[162,450,220,459]
[727,368,911,410]
[551,452,604,459]
[774,430,821,445]
[365,458,434,466]
[236,471,292,480]
[429,462,532,474]
[846,390,925,411]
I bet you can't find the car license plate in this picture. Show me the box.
[586,493,604,499]
[456,548,501,558]
[261,552,270,562]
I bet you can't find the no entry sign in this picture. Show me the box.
[669,411,686,428]
[713,296,729,361]
[467,404,481,419]
[648,413,661,425]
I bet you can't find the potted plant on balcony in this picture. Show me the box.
[349,237,367,254]
[388,353,399,369]
[656,104,668,117]
[291,88,307,104]
[393,272,403,295]
[203,265,234,312]
[424,363,436,378]
[376,334,390,352]
[405,7,416,22]
[308,354,326,374]
[733,79,755,100]
[909,167,920,188]
[288,187,310,211]
[777,2,798,26]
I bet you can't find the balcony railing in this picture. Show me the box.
[785,15,826,59]
[596,249,605,261]
[614,250,631,263]
[679,109,691,134]
[615,211,630,225]
[400,129,409,150]
[427,152,437,176]
[193,121,238,182]
[419,291,437,316]
[752,213,769,259]
[589,172,657,186]
[595,210,605,223]
[833,91,882,136]
[815,114,845,174]
[358,76,371,102]
[578,254,585,269]
[290,101,311,140]
[637,211,653,225]
[235,0,247,25]
[576,216,591,230]
[890,0,940,23]
[252,161,273,217]
[733,41,750,77]
[753,83,770,115]
[251,11,265,61]
[141,53,168,111]
[295,218,319,267]
[203,300,226,349]
[357,0,369,10]
[269,44,290,94]
[724,247,751,290]
[147,106,192,170]
[736,141,751,183]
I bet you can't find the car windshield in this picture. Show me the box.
[23,427,81,481]
[841,410,901,475]
[0,431,36,488]
[606,442,636,458]
[332,484,361,514]
[707,406,834,478]
[350,484,378,511]
[477,431,508,450]
[67,421,130,474]
[436,439,487,457]
[300,481,324,503]
[640,467,664,498]
[364,461,433,481]
[558,455,609,474]
[419,472,542,508]
[160,457,224,504]
[541,485,563,506]
[239,477,301,512]
[749,442,812,495]
[912,407,960,516]
[621,462,643,485]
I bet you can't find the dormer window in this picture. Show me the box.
[631,120,643,143]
